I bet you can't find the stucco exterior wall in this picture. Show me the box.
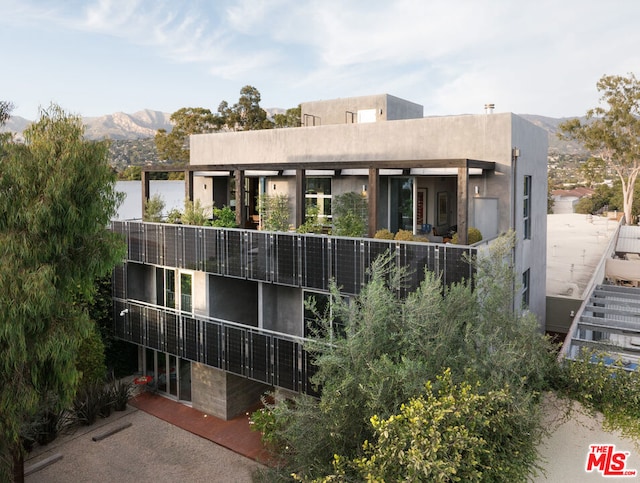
[300,94,423,125]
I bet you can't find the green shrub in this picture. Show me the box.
[452,227,483,245]
[373,228,394,240]
[394,229,415,241]
[143,194,165,222]
[332,192,368,237]
[210,205,237,228]
[76,325,107,389]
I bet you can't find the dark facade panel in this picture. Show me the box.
[275,233,298,286]
[225,326,245,376]
[249,332,271,384]
[183,227,197,271]
[275,338,298,391]
[333,238,361,295]
[204,322,222,368]
[146,224,162,266]
[165,312,179,355]
[223,230,245,278]
[183,317,200,362]
[247,231,270,281]
[302,236,329,291]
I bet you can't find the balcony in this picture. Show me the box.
[111,221,478,394]
[111,221,477,296]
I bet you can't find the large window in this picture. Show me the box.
[523,176,532,239]
[306,178,332,221]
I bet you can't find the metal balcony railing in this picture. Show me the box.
[112,298,319,395]
[111,221,476,296]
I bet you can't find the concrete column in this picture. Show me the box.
[295,169,306,228]
[185,170,194,203]
[368,168,379,237]
[234,170,246,227]
[457,166,468,244]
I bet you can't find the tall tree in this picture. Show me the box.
[560,73,640,224]
[155,107,223,164]
[223,85,274,131]
[0,105,125,481]
[273,105,301,128]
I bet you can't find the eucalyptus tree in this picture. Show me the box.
[0,105,125,481]
[560,73,640,224]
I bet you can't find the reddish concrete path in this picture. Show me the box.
[129,392,272,464]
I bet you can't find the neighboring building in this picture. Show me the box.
[562,224,640,367]
[551,187,594,214]
[115,94,548,419]
[546,213,618,337]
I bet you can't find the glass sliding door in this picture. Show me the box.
[389,177,414,233]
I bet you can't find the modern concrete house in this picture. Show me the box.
[113,94,548,419]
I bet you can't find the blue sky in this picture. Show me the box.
[2,0,639,120]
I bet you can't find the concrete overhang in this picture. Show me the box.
[142,158,495,173]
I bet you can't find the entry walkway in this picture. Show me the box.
[129,392,272,464]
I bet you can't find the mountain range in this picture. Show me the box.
[1,109,586,155]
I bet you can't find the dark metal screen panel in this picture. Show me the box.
[274,338,298,391]
[225,326,245,375]
[165,312,178,355]
[442,246,474,287]
[112,264,126,299]
[400,243,434,295]
[302,350,321,397]
[164,225,178,267]
[302,236,329,291]
[129,305,144,345]
[128,223,144,262]
[183,317,199,362]
[146,224,161,266]
[223,230,244,278]
[113,301,127,339]
[333,238,361,295]
[247,232,270,281]
[182,226,197,270]
[249,332,271,384]
[204,322,222,368]
[146,309,161,350]
[364,240,396,285]
[202,229,220,274]
[275,233,298,286]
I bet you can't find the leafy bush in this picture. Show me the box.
[76,325,107,389]
[322,369,540,482]
[552,351,640,440]
[260,194,291,231]
[394,229,415,241]
[373,228,394,240]
[332,192,367,237]
[296,205,324,234]
[452,227,483,244]
[263,234,555,480]
[210,205,237,227]
[143,194,165,222]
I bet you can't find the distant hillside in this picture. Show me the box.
[519,114,588,155]
[2,110,589,167]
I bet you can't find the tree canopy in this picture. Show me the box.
[560,73,640,224]
[155,85,279,165]
[254,234,556,481]
[0,105,125,480]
